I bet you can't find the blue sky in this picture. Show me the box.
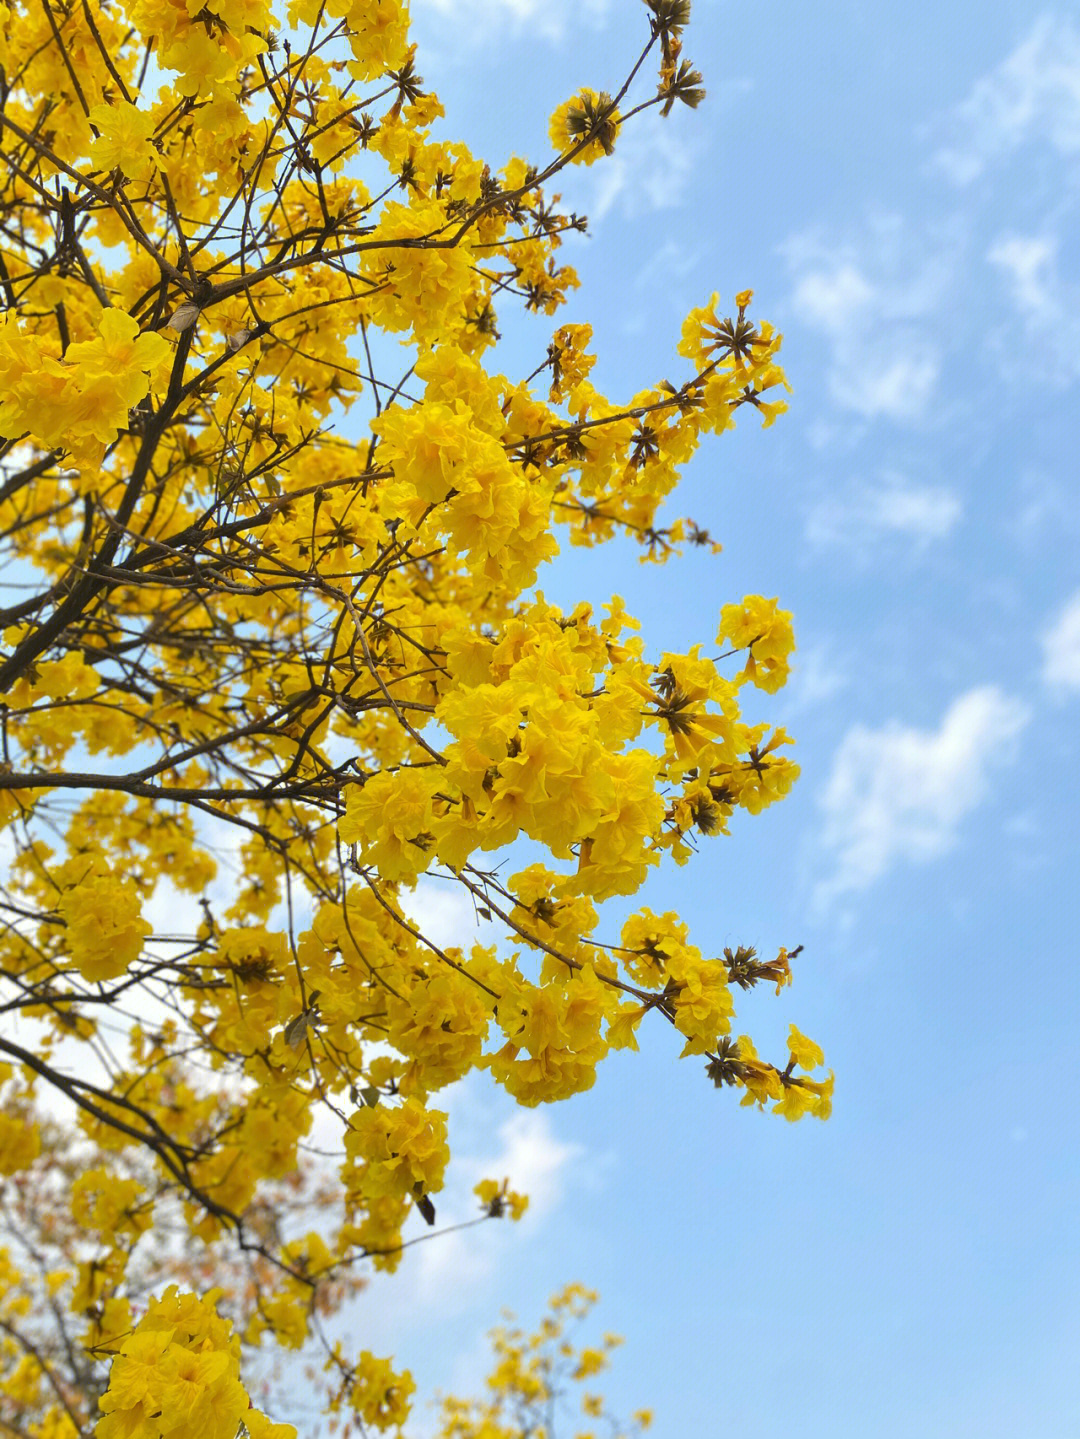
[324,4,1080,1437]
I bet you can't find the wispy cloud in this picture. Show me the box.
[402,879,497,952]
[781,216,956,422]
[931,14,1080,184]
[785,643,849,713]
[559,78,750,229]
[805,472,962,553]
[987,234,1057,308]
[814,686,1032,907]
[337,1077,582,1355]
[1041,588,1080,694]
[414,1103,582,1297]
[1010,467,1080,548]
[631,239,700,292]
[583,119,700,225]
[987,232,1080,386]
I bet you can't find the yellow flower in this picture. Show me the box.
[345,1350,416,1429]
[71,1169,152,1239]
[0,307,172,459]
[754,394,789,428]
[339,769,443,882]
[549,89,621,165]
[549,323,596,400]
[774,1071,834,1122]
[57,865,151,983]
[343,1097,449,1201]
[387,968,491,1095]
[572,1347,608,1379]
[787,1023,825,1071]
[606,1000,647,1051]
[0,1113,40,1175]
[717,595,795,692]
[62,309,173,433]
[667,956,734,1056]
[364,198,477,344]
[471,1174,529,1220]
[244,1414,299,1439]
[87,100,158,180]
[97,1286,285,1439]
[342,1,412,83]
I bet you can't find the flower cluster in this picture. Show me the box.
[97,1287,294,1439]
[0,0,825,1431]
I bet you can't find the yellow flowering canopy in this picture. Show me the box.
[0,0,825,1431]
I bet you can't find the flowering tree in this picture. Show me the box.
[0,0,828,1432]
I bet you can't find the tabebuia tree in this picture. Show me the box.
[0,0,828,1432]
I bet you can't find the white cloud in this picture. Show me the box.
[782,218,955,422]
[815,686,1032,907]
[1010,467,1080,547]
[844,354,940,421]
[805,472,962,552]
[791,262,875,334]
[987,232,1080,385]
[472,1108,581,1218]
[561,80,751,228]
[786,644,848,712]
[436,1076,583,1224]
[413,1105,581,1296]
[585,120,700,224]
[631,239,700,292]
[336,1077,582,1351]
[402,879,498,952]
[988,234,1057,308]
[1041,588,1080,693]
[932,14,1080,184]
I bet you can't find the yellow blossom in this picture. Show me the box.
[87,100,158,180]
[549,89,621,165]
